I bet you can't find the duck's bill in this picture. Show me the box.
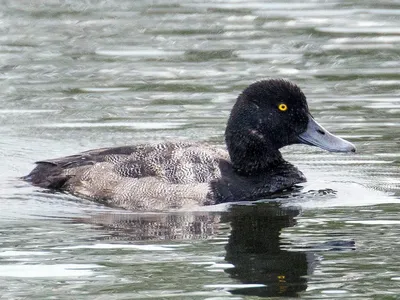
[297,114,356,153]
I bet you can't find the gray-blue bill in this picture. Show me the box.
[298,114,356,153]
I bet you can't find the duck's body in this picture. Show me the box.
[24,79,355,210]
[26,141,305,210]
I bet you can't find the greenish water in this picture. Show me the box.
[1,0,400,299]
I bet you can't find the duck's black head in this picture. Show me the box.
[225,79,355,175]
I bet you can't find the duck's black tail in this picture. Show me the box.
[22,162,72,190]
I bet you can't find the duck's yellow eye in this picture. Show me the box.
[278,104,288,111]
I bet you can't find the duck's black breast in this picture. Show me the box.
[211,159,306,204]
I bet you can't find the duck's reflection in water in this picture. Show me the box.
[77,211,222,240]
[74,202,315,297]
[222,203,314,297]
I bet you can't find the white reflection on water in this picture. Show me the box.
[36,121,187,129]
[96,49,185,57]
[0,264,102,278]
[53,243,183,251]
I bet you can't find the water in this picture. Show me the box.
[1,0,400,299]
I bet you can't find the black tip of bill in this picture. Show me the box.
[298,115,356,153]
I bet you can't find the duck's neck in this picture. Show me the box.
[226,132,284,176]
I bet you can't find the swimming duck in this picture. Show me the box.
[24,79,355,210]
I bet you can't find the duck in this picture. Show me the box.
[24,79,356,211]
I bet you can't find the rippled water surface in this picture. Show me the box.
[1,1,400,299]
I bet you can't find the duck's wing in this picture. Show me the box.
[23,144,159,188]
[24,142,229,209]
[33,143,192,169]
